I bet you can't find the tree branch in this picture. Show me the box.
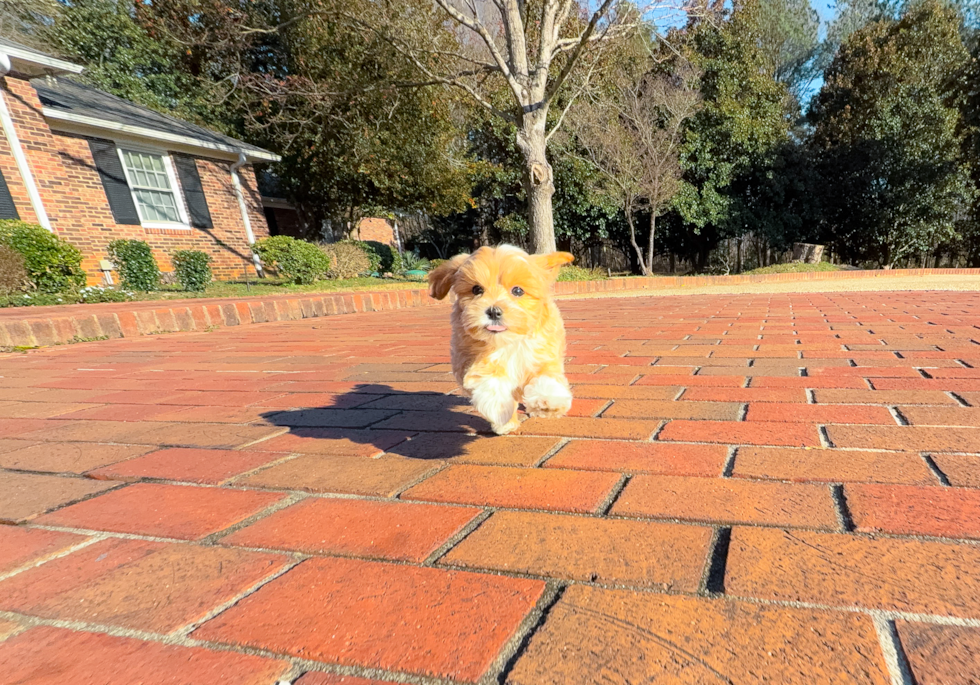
[544,0,617,104]
[545,61,596,142]
[431,0,525,101]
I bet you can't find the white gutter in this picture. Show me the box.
[0,53,52,231]
[231,153,264,277]
[42,108,281,163]
[0,45,83,75]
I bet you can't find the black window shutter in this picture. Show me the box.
[173,155,213,229]
[0,169,20,220]
[88,138,140,225]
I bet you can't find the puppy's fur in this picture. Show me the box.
[428,245,574,434]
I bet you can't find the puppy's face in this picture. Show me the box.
[429,245,574,343]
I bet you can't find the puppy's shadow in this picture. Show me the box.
[259,384,495,460]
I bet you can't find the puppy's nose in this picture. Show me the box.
[486,306,503,320]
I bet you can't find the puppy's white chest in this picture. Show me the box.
[487,338,545,383]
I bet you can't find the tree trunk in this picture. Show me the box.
[646,212,656,275]
[625,206,649,275]
[516,113,556,254]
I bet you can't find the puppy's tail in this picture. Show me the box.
[428,254,468,300]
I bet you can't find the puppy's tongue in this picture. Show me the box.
[486,324,507,333]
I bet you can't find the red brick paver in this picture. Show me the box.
[0,538,289,632]
[611,474,838,528]
[3,289,980,683]
[0,626,290,684]
[35,482,284,539]
[223,497,481,561]
[400,464,620,513]
[845,483,980,539]
[507,585,891,684]
[0,526,85,574]
[193,557,543,682]
[442,510,711,590]
[896,621,980,685]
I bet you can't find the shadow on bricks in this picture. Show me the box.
[259,384,495,459]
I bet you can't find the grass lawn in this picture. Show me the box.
[151,276,426,300]
[743,262,840,275]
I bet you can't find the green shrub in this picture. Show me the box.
[78,285,134,303]
[0,285,135,308]
[357,241,382,273]
[321,241,372,279]
[361,240,402,275]
[0,220,86,293]
[171,250,213,291]
[556,265,608,281]
[400,250,430,273]
[252,235,331,284]
[0,291,70,308]
[107,239,160,291]
[0,244,30,294]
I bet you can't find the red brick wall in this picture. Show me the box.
[357,217,395,245]
[0,75,271,283]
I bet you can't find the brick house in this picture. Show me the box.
[257,170,400,249]
[0,38,280,283]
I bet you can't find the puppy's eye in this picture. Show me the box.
[511,286,524,297]
[471,285,484,296]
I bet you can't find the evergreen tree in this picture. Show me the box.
[810,0,973,267]
[666,0,793,268]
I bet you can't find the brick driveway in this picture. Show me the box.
[1,291,979,684]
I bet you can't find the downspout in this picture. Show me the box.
[0,53,52,231]
[230,152,263,276]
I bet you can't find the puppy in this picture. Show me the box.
[428,245,575,435]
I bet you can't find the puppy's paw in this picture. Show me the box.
[470,378,519,434]
[492,415,523,435]
[522,375,572,418]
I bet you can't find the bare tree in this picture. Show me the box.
[351,0,688,253]
[569,61,699,274]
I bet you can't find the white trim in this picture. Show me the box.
[117,146,191,230]
[0,54,52,231]
[0,46,83,76]
[141,221,192,231]
[42,107,281,162]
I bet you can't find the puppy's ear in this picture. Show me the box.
[428,253,469,300]
[532,251,575,280]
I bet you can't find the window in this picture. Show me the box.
[119,149,185,226]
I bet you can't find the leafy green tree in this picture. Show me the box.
[810,0,973,267]
[668,0,793,268]
[36,0,215,126]
[32,0,474,237]
[754,0,822,107]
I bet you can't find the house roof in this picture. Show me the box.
[33,77,279,163]
[0,37,83,77]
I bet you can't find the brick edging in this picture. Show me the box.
[2,268,978,348]
[552,267,980,294]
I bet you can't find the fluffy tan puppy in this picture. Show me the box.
[428,244,575,434]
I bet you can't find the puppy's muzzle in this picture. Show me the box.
[485,305,507,333]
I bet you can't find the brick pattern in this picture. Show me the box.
[0,76,270,283]
[1,290,980,683]
[4,267,980,348]
[355,216,395,245]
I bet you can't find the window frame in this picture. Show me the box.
[116,145,191,230]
